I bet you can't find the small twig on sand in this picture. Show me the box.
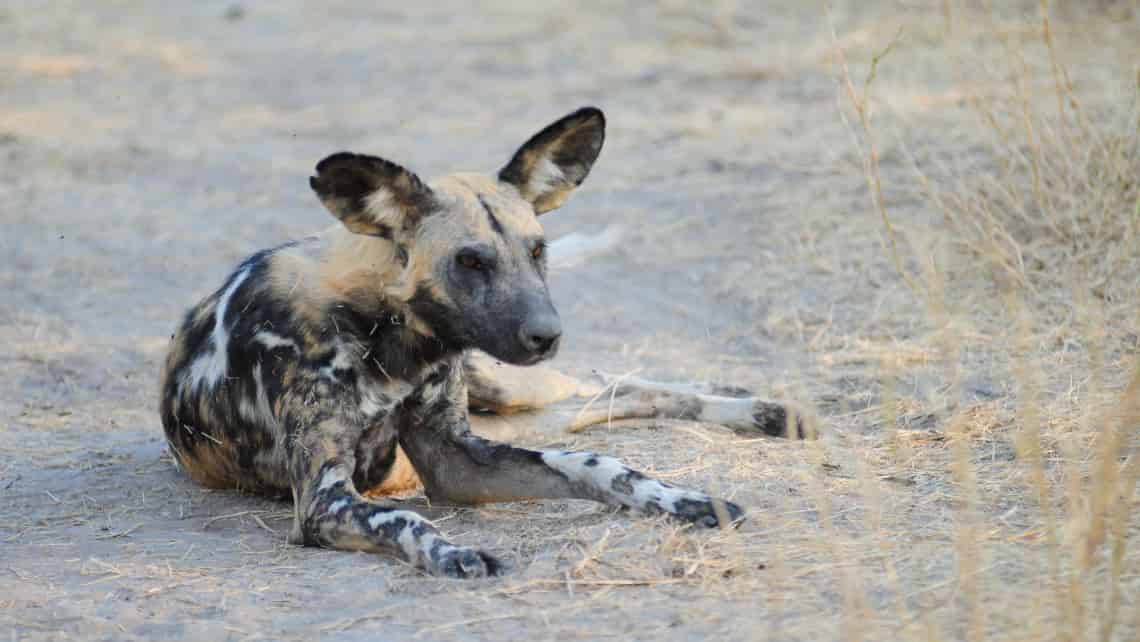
[414,613,527,638]
[251,513,277,536]
[94,523,143,540]
[569,368,642,433]
[203,510,259,530]
[826,5,918,295]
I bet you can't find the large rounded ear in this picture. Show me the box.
[309,152,437,237]
[498,107,605,214]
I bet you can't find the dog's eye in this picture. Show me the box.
[531,242,546,261]
[458,254,485,271]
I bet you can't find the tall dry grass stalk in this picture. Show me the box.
[831,0,1137,639]
[938,8,1138,637]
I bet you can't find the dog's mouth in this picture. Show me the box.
[496,350,553,367]
[481,338,559,367]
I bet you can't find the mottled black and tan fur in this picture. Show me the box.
[160,108,807,578]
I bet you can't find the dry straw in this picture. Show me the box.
[827,0,1138,639]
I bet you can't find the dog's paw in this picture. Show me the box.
[429,546,504,579]
[749,401,813,439]
[668,496,746,529]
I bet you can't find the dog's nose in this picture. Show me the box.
[519,314,562,356]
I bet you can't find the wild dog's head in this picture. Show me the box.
[309,107,605,365]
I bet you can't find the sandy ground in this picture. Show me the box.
[2,2,1137,641]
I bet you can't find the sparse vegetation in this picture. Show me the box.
[824,1,1139,639]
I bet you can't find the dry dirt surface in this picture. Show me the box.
[1,2,1138,641]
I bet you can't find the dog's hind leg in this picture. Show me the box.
[463,353,812,440]
[470,390,809,442]
[463,351,600,413]
[586,375,813,439]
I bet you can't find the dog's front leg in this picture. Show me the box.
[281,400,501,578]
[399,362,744,528]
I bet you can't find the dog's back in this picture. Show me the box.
[159,231,441,494]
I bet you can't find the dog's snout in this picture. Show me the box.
[519,314,562,356]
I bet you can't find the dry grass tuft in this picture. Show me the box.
[827,1,1139,639]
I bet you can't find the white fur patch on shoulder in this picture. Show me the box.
[185,266,251,392]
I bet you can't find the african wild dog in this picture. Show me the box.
[160,107,807,578]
